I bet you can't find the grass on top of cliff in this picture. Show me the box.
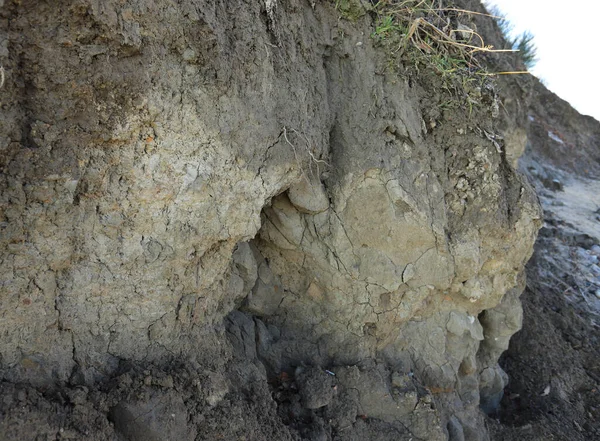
[336,0,517,114]
[487,4,538,70]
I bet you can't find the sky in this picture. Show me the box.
[485,0,600,121]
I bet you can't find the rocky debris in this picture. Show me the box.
[487,216,600,440]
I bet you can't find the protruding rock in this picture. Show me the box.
[287,178,330,214]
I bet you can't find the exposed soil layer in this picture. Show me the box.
[0,313,444,441]
[0,1,598,440]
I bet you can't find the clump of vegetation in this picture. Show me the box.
[513,32,537,69]
[334,0,368,22]
[487,5,538,69]
[370,1,512,72]
[334,0,524,116]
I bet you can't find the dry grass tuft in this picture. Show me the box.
[370,0,524,75]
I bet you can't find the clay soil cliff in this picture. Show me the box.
[0,1,597,440]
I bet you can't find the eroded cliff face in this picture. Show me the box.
[0,1,540,440]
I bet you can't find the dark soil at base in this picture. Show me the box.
[489,198,600,440]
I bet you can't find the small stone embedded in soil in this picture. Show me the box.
[287,178,329,214]
[541,385,551,396]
